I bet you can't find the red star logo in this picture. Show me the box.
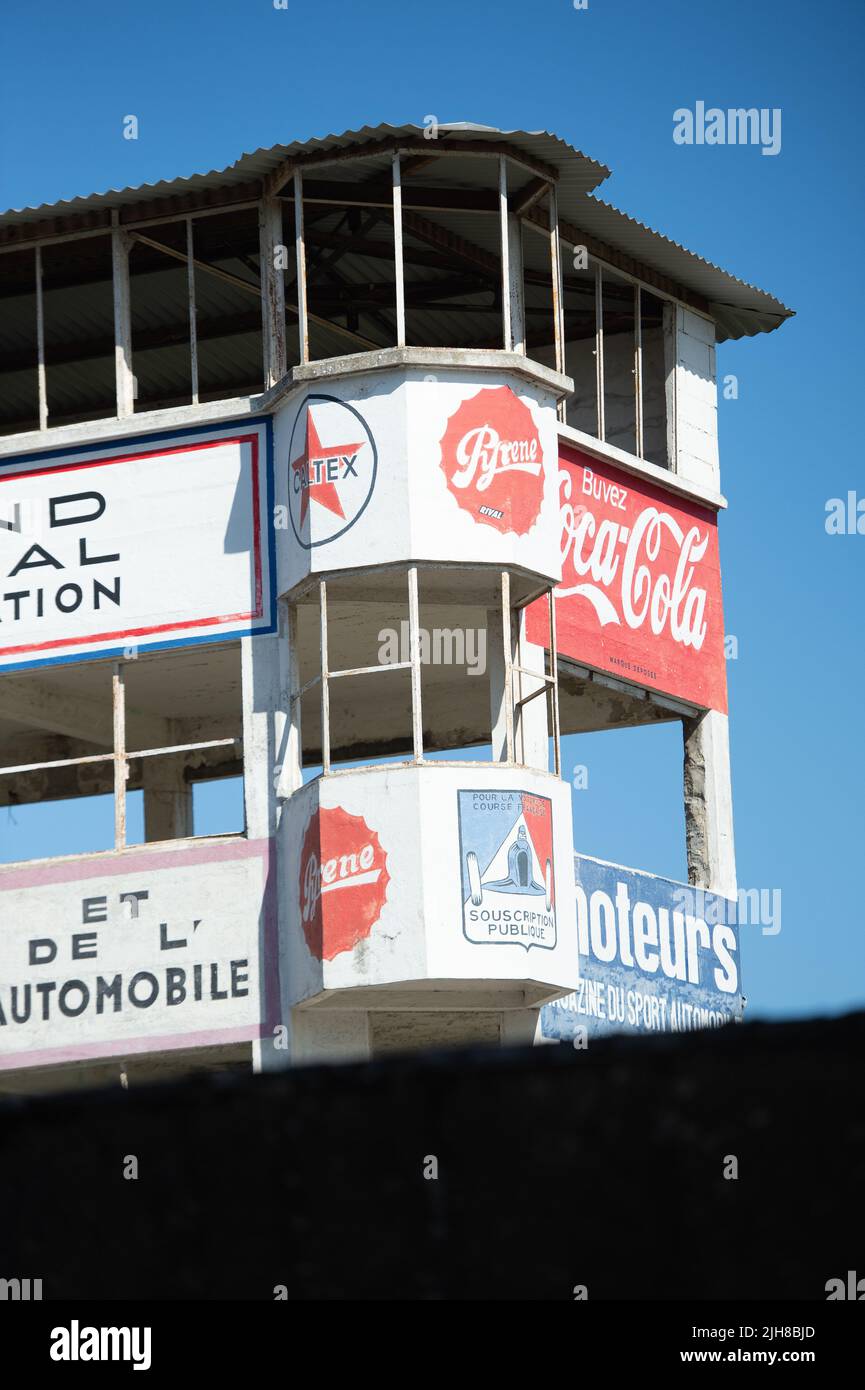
[291,409,364,526]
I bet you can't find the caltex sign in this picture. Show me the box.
[287,394,377,548]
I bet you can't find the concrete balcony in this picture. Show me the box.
[279,760,577,1013]
[272,349,571,597]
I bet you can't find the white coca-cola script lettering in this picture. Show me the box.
[451,425,540,491]
[558,469,709,650]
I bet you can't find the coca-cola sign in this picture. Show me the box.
[527,444,727,712]
[299,806,390,961]
[439,385,544,536]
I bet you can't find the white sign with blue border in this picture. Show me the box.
[540,854,744,1038]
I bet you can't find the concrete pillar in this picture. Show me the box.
[242,631,284,839]
[674,305,720,492]
[142,756,192,842]
[683,710,736,898]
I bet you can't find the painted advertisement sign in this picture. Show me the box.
[287,394,377,549]
[298,805,390,962]
[457,789,557,951]
[274,370,563,597]
[0,420,274,672]
[0,839,277,1071]
[540,853,744,1040]
[526,442,727,711]
[438,385,544,537]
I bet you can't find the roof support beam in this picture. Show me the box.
[264,135,560,199]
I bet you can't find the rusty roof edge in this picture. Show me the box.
[584,193,794,322]
[0,122,611,224]
[0,123,794,339]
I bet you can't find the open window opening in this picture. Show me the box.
[555,242,677,469]
[562,720,688,882]
[128,208,265,411]
[286,566,560,784]
[0,247,40,437]
[0,643,244,865]
[41,235,116,428]
[283,149,528,362]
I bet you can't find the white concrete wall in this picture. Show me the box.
[278,763,578,1012]
[675,307,720,491]
[273,366,564,600]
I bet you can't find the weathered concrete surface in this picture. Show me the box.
[683,709,736,897]
[0,1011,861,1300]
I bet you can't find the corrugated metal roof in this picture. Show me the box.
[0,122,793,341]
[1,122,608,224]
[572,196,792,341]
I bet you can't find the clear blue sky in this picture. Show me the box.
[1,0,862,1021]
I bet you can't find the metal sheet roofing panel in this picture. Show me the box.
[0,122,792,341]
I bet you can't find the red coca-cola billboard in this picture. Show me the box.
[527,443,727,713]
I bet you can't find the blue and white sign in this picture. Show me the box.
[540,854,744,1039]
[457,790,557,951]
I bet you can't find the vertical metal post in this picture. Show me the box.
[112,662,127,849]
[634,284,643,459]
[549,184,566,423]
[499,156,512,351]
[34,245,47,430]
[669,302,679,472]
[501,570,515,763]
[186,218,199,405]
[392,152,406,347]
[293,171,309,365]
[594,262,605,442]
[407,566,424,761]
[548,588,561,777]
[319,580,330,774]
[111,214,135,418]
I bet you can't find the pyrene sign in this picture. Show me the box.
[299,805,390,962]
[439,385,545,537]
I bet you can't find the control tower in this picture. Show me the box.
[0,123,791,1088]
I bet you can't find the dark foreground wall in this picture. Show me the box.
[1,1014,863,1300]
